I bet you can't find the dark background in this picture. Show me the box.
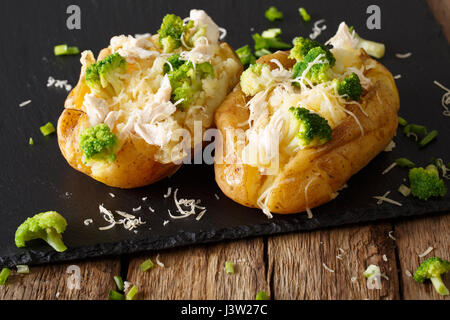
[0,0,449,267]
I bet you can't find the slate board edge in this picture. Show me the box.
[2,200,449,268]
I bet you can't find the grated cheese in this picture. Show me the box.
[169,188,207,220]
[148,206,155,213]
[435,158,450,180]
[418,246,434,258]
[98,204,146,231]
[382,254,388,262]
[388,231,396,241]
[132,206,142,212]
[156,254,165,268]
[214,194,220,200]
[109,193,116,198]
[395,52,412,59]
[142,197,148,201]
[382,162,397,175]
[47,76,72,91]
[164,187,172,198]
[163,220,170,226]
[384,140,396,152]
[405,270,412,277]
[373,191,402,206]
[19,100,32,107]
[433,80,450,117]
[322,262,335,273]
[310,19,327,40]
[394,74,402,80]
[84,219,93,226]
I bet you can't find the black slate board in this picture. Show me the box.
[0,0,449,268]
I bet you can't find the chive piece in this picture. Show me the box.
[125,285,138,300]
[224,261,235,274]
[140,259,154,272]
[255,48,272,57]
[403,124,427,136]
[0,268,11,285]
[261,28,282,39]
[109,289,125,300]
[299,8,311,22]
[398,184,411,197]
[419,130,438,148]
[255,290,269,300]
[16,265,30,274]
[29,137,34,145]
[54,44,80,56]
[394,158,416,168]
[398,117,407,127]
[114,276,124,292]
[40,122,56,136]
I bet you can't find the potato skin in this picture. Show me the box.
[58,42,242,189]
[214,50,400,214]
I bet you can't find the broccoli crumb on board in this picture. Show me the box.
[414,257,450,296]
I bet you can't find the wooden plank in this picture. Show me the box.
[427,0,450,42]
[394,214,450,300]
[0,258,120,300]
[126,238,267,300]
[268,223,400,300]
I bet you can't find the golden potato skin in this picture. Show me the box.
[214,50,400,214]
[58,43,242,189]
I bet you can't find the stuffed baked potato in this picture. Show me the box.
[58,9,242,188]
[214,23,400,217]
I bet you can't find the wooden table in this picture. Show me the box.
[1,0,449,300]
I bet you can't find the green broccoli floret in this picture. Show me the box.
[79,123,118,163]
[157,14,188,53]
[414,257,450,296]
[298,8,311,22]
[236,45,257,67]
[164,55,214,110]
[85,53,128,96]
[15,211,68,252]
[252,33,291,51]
[289,37,335,65]
[409,165,447,200]
[163,54,185,74]
[265,6,283,22]
[292,47,334,85]
[349,26,385,59]
[289,107,332,148]
[240,63,271,96]
[337,72,363,101]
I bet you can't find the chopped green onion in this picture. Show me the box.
[125,285,138,300]
[29,137,34,145]
[40,122,56,136]
[255,49,272,57]
[261,28,282,39]
[109,289,125,300]
[140,259,154,272]
[255,290,269,300]
[403,124,427,136]
[224,261,235,274]
[265,6,283,22]
[54,44,80,56]
[299,8,311,22]
[114,276,124,292]
[398,117,407,127]
[398,184,411,197]
[16,265,29,274]
[419,130,438,148]
[394,158,416,168]
[0,268,11,285]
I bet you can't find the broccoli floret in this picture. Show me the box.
[409,165,447,200]
[235,45,257,68]
[289,107,332,148]
[289,37,335,65]
[337,72,363,101]
[15,211,68,252]
[252,33,291,51]
[298,8,311,22]
[265,6,283,22]
[79,123,118,163]
[157,14,186,53]
[85,53,128,96]
[163,54,185,74]
[164,55,214,110]
[349,26,385,59]
[292,47,334,85]
[414,257,450,296]
[240,63,271,96]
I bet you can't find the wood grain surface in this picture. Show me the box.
[0,0,448,300]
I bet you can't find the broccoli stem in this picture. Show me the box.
[430,276,449,295]
[44,228,67,252]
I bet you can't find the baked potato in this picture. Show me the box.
[214,22,400,216]
[58,9,242,188]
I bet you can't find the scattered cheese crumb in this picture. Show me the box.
[395,52,412,59]
[382,254,388,262]
[163,220,169,226]
[47,76,72,91]
[384,140,396,152]
[214,194,220,200]
[418,246,434,258]
[388,231,396,241]
[148,206,155,213]
[142,197,148,201]
[163,187,172,198]
[109,193,116,198]
[156,254,165,268]
[84,219,93,226]
[373,191,402,206]
[322,263,335,273]
[98,205,146,231]
[56,292,60,298]
[124,281,132,292]
[19,100,32,107]
[394,74,402,79]
[351,276,357,282]
[405,270,412,277]
[132,206,142,212]
[310,19,327,40]
[433,80,450,117]
[382,162,397,175]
